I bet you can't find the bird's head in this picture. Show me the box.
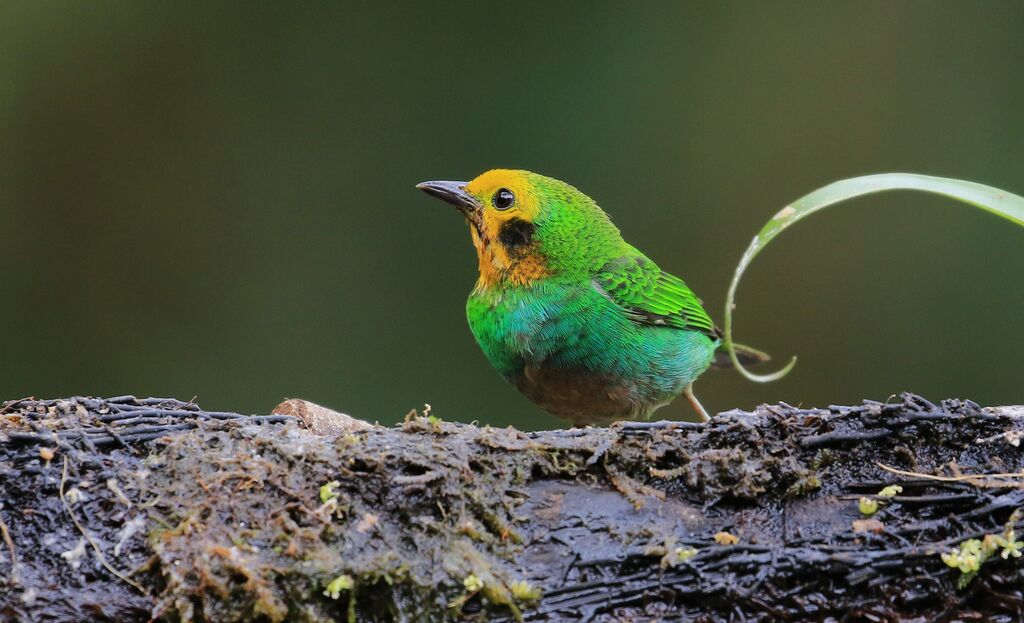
[417,169,624,288]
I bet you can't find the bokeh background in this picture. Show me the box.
[2,2,1023,428]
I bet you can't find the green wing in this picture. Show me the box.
[595,256,720,339]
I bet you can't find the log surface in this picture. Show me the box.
[1,394,1023,622]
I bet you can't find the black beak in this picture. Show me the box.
[415,180,481,212]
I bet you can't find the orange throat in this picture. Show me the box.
[470,226,550,289]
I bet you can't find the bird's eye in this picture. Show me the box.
[492,188,515,210]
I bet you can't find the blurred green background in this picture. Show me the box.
[1,2,1022,428]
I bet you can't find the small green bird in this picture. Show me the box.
[417,170,765,425]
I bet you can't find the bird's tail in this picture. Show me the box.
[711,342,771,369]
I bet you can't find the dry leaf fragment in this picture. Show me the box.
[273,398,374,435]
[714,531,739,545]
[852,518,885,533]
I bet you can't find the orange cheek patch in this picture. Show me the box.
[475,245,550,289]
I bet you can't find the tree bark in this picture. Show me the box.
[1,394,1022,622]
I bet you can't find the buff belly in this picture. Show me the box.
[510,362,663,425]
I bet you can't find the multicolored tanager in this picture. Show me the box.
[417,170,766,425]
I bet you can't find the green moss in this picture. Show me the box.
[940,510,1024,588]
[877,485,902,498]
[319,481,341,504]
[859,497,879,515]
[141,407,844,621]
[323,574,354,599]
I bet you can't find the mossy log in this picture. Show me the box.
[1,394,1023,622]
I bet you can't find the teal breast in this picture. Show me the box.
[466,280,717,424]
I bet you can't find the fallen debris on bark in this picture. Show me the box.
[1,394,1022,622]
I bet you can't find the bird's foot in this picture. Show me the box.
[684,384,711,423]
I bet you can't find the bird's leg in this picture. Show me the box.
[684,384,711,423]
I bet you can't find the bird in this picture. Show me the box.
[416,169,767,425]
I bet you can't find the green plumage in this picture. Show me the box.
[595,255,718,337]
[418,169,742,424]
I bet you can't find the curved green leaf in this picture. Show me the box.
[724,173,1024,382]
